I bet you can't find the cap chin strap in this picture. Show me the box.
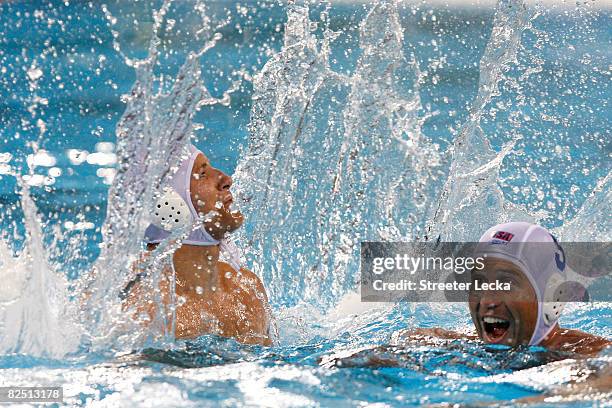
[530,272,565,345]
[541,273,566,325]
[150,187,244,271]
[150,186,220,245]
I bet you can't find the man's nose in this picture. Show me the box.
[480,294,501,311]
[217,171,232,190]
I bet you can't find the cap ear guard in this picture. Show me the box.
[152,187,192,232]
[541,272,566,326]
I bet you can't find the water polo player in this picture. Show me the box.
[122,144,272,346]
[402,222,610,355]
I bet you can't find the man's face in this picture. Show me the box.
[468,259,538,346]
[189,153,244,239]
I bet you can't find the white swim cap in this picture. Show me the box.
[144,144,219,246]
[143,144,244,272]
[475,222,568,346]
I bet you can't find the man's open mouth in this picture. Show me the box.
[481,316,510,343]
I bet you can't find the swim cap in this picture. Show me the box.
[475,222,567,345]
[144,144,219,246]
[144,144,245,273]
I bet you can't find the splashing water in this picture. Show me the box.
[555,172,611,242]
[234,1,441,307]
[425,0,535,243]
[80,0,243,352]
[0,0,241,356]
[0,182,80,358]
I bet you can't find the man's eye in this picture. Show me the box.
[504,277,519,286]
[472,275,487,284]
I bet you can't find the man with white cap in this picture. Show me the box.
[402,222,609,355]
[122,144,272,346]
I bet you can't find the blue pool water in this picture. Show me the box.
[0,0,610,406]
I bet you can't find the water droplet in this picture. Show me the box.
[27,66,43,81]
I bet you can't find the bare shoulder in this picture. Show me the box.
[556,328,611,355]
[238,266,264,284]
[218,262,267,296]
[217,262,272,346]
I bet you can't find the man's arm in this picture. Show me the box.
[319,328,477,368]
[549,328,612,356]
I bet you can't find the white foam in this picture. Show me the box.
[26,150,56,168]
[96,168,117,185]
[0,186,82,358]
[0,152,12,163]
[0,241,28,304]
[87,152,117,166]
[328,290,387,320]
[66,149,89,165]
[95,142,115,153]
